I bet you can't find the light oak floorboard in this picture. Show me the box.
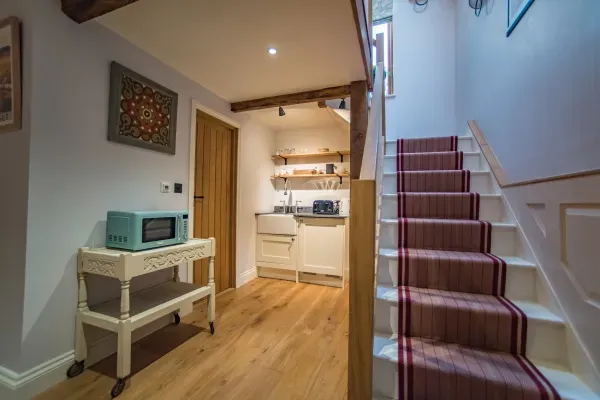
[36,278,349,400]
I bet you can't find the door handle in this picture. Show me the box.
[194,196,204,199]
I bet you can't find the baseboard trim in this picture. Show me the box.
[0,351,74,400]
[237,268,257,287]
[0,308,188,399]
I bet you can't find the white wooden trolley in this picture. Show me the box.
[66,238,216,398]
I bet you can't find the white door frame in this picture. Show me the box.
[187,99,241,287]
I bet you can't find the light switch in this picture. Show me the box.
[160,181,171,193]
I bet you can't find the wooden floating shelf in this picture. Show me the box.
[271,173,349,179]
[272,150,351,162]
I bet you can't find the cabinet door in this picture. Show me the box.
[256,234,297,270]
[298,218,345,276]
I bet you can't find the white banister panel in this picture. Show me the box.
[359,60,385,180]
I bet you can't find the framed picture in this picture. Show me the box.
[0,17,22,134]
[108,62,178,155]
[507,0,536,37]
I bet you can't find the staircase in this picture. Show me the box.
[372,134,599,399]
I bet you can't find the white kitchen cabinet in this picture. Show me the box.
[297,218,345,277]
[256,233,297,271]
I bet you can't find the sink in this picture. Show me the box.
[273,206,297,214]
[257,214,297,235]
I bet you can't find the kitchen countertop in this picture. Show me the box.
[255,212,349,219]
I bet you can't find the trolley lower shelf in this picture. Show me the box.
[81,281,210,331]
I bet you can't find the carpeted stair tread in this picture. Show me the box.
[397,170,471,193]
[374,334,563,400]
[397,151,464,171]
[396,286,527,354]
[398,218,492,253]
[392,247,506,295]
[398,136,458,154]
[397,192,480,220]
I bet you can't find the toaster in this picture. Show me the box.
[313,200,339,215]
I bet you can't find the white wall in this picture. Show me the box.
[0,0,30,374]
[386,0,457,140]
[237,119,275,282]
[1,0,271,382]
[455,1,600,182]
[273,127,350,208]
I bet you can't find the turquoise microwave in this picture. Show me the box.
[106,210,189,251]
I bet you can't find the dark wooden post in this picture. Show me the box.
[350,80,369,179]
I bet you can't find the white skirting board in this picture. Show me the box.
[237,268,258,287]
[0,351,74,400]
[0,306,194,399]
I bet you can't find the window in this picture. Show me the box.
[372,0,393,95]
[372,21,393,96]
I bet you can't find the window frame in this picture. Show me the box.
[373,20,394,96]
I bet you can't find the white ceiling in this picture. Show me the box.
[250,102,339,132]
[98,0,365,102]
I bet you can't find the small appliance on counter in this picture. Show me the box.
[313,200,340,215]
[106,210,189,251]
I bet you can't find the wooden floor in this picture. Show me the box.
[37,278,349,400]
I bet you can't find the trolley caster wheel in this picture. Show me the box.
[209,321,215,335]
[111,378,126,398]
[66,360,85,378]
[173,312,181,325]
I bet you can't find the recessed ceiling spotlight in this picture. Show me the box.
[268,47,277,55]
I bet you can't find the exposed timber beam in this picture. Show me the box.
[230,85,351,113]
[61,0,141,23]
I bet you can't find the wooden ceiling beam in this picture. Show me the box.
[61,0,141,23]
[230,85,351,113]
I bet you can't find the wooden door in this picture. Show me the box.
[193,110,237,293]
[297,218,345,276]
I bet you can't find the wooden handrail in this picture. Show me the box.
[348,33,386,400]
[468,120,600,188]
[359,61,384,180]
[351,0,374,89]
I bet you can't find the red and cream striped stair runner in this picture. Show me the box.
[396,136,561,399]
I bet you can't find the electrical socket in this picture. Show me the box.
[160,181,171,193]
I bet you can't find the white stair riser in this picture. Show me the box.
[378,222,516,256]
[384,153,482,173]
[373,356,399,399]
[380,195,505,222]
[383,173,495,195]
[376,256,536,302]
[374,299,568,368]
[386,137,474,155]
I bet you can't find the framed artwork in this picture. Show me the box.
[0,17,22,134]
[507,0,536,37]
[108,62,178,155]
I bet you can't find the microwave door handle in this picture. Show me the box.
[178,215,182,241]
[180,215,184,241]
